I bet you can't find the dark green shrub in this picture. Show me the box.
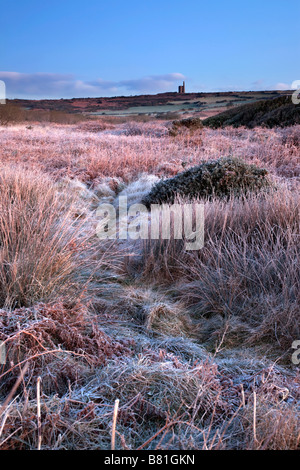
[142,157,271,206]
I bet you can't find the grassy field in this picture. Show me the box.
[0,117,299,450]
[89,91,287,118]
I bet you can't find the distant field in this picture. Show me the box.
[90,91,289,117]
[90,102,198,115]
[9,90,290,119]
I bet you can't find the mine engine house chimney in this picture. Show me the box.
[178,81,186,94]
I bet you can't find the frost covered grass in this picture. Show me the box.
[0,122,299,183]
[0,119,299,450]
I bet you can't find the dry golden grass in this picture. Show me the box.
[0,166,100,309]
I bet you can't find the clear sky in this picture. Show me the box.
[1,0,299,98]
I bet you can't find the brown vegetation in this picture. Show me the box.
[0,117,299,450]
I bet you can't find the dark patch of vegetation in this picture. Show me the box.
[0,104,25,125]
[203,95,299,128]
[0,103,88,125]
[142,157,271,206]
[169,117,203,136]
[156,112,182,120]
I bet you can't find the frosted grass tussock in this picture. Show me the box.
[115,174,160,206]
[58,177,100,211]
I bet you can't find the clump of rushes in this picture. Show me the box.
[143,157,271,206]
[0,166,106,309]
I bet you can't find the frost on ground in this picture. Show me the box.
[0,120,299,450]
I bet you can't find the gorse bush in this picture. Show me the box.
[143,157,271,206]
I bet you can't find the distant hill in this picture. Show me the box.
[8,90,289,118]
[203,94,299,128]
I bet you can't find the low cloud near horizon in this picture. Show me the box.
[251,79,293,91]
[0,71,186,99]
[0,71,294,99]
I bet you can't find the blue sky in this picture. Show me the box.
[1,0,299,98]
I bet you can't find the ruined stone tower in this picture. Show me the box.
[178,81,185,94]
